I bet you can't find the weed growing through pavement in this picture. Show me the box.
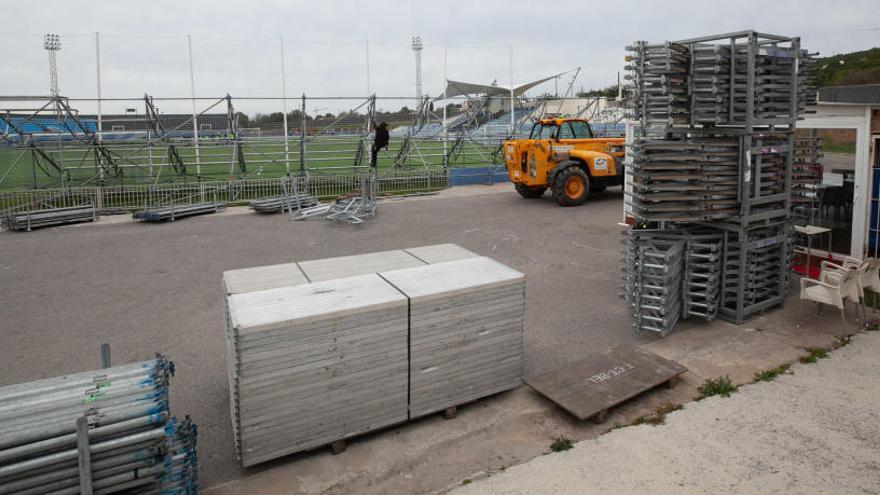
[799,347,829,364]
[754,364,791,382]
[631,402,683,426]
[550,436,573,452]
[462,479,472,485]
[695,376,738,400]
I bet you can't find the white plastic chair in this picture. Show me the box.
[820,260,866,326]
[798,267,860,336]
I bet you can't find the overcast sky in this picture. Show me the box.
[2,0,878,115]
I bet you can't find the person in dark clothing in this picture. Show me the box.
[371,122,389,169]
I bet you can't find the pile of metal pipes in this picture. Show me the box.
[0,356,198,494]
[133,202,225,222]
[248,194,318,214]
[2,205,96,232]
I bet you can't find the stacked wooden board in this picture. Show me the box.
[225,275,410,467]
[379,257,525,419]
[298,249,426,282]
[223,262,309,295]
[221,244,523,466]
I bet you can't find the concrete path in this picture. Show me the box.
[456,332,880,495]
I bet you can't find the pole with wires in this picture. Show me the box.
[280,35,290,176]
[187,35,201,179]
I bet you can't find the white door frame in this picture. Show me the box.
[797,107,871,257]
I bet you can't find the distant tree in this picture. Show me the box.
[576,85,621,98]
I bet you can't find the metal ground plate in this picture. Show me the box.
[526,346,687,421]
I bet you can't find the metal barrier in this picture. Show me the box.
[0,170,449,215]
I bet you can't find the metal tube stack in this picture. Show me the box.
[0,356,198,494]
[622,30,816,333]
[2,205,97,232]
[248,194,318,214]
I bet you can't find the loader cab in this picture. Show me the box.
[528,119,593,140]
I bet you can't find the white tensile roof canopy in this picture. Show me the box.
[439,72,565,99]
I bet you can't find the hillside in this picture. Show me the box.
[813,46,880,87]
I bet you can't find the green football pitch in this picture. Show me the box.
[0,135,502,191]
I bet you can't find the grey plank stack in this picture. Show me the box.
[225,274,409,467]
[379,257,525,419]
[404,243,478,264]
[298,249,426,282]
[223,262,309,295]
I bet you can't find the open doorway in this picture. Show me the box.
[815,128,856,254]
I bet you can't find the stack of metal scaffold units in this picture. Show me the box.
[248,194,318,214]
[2,205,97,232]
[222,245,523,467]
[620,231,684,336]
[791,135,823,222]
[621,31,814,332]
[134,202,225,222]
[0,356,198,494]
[719,222,792,320]
[627,132,792,223]
[626,34,817,127]
[621,228,724,336]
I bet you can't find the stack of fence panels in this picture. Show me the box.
[225,274,410,467]
[792,135,823,222]
[379,257,525,419]
[133,202,224,222]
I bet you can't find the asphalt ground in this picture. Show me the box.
[0,184,647,488]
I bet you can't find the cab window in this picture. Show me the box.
[557,122,576,139]
[569,121,593,139]
[529,123,557,140]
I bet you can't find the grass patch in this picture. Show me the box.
[836,336,852,348]
[754,364,791,382]
[695,376,738,400]
[550,436,573,452]
[631,402,683,426]
[462,479,472,485]
[867,323,879,332]
[799,347,829,364]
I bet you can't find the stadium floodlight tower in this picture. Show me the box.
[44,33,61,113]
[411,36,423,99]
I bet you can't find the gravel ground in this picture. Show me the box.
[456,332,880,495]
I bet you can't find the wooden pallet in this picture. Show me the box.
[526,346,687,423]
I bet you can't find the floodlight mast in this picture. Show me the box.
[44,33,61,114]
[411,36,423,99]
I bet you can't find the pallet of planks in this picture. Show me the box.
[133,202,225,222]
[222,244,524,467]
[2,205,96,232]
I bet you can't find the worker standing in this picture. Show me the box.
[371,121,389,169]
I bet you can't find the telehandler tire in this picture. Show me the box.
[514,183,547,199]
[553,166,590,206]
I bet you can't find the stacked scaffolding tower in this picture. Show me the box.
[621,31,816,334]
